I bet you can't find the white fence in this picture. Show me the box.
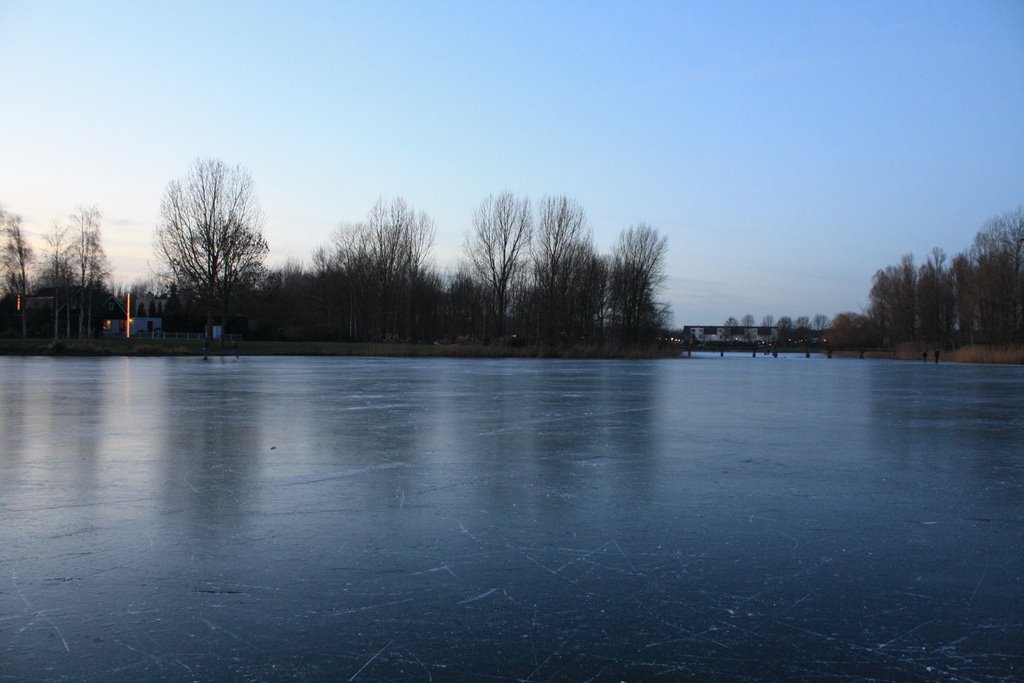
[137,331,242,342]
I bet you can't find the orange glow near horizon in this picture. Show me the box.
[126,292,131,339]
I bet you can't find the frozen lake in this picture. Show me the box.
[2,354,1022,680]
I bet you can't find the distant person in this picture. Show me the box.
[934,349,939,364]
[922,351,928,362]
[233,343,239,360]
[202,343,208,361]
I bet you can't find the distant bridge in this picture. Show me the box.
[675,340,895,359]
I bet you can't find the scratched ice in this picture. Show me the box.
[1,355,1022,680]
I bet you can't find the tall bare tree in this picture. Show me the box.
[155,158,268,344]
[1,207,34,338]
[916,247,955,346]
[951,251,977,345]
[315,198,438,343]
[365,199,407,339]
[531,195,590,344]
[970,207,1024,344]
[776,315,794,342]
[465,192,532,339]
[43,221,72,340]
[608,223,669,344]
[576,251,610,341]
[740,314,756,342]
[403,207,437,341]
[364,197,436,340]
[69,205,108,338]
[869,255,917,346]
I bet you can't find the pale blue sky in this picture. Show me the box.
[2,0,1022,323]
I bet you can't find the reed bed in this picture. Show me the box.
[874,343,1024,364]
[946,344,1024,365]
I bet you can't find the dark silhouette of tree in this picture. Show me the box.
[608,223,669,344]
[530,195,591,344]
[951,251,977,345]
[312,198,438,343]
[859,205,1022,349]
[1,206,34,338]
[776,316,794,343]
[43,221,72,340]
[70,205,108,338]
[916,247,955,346]
[155,158,268,345]
[829,312,875,348]
[970,208,1024,344]
[465,192,532,340]
[869,255,917,346]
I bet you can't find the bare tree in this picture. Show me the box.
[776,315,794,342]
[740,314,756,342]
[2,207,34,338]
[403,208,437,341]
[69,205,108,338]
[970,207,1024,344]
[465,191,533,339]
[916,247,955,346]
[870,254,917,346]
[155,158,268,344]
[812,313,830,332]
[443,264,486,340]
[532,195,590,344]
[577,251,610,341]
[43,221,72,340]
[366,199,409,340]
[363,197,437,340]
[869,268,894,345]
[829,312,874,348]
[760,314,775,328]
[894,254,918,343]
[951,252,977,345]
[608,223,669,344]
[312,198,438,343]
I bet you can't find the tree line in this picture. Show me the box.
[2,158,670,347]
[713,314,831,339]
[828,206,1024,349]
[254,194,669,346]
[1,204,109,339]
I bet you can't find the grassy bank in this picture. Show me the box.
[0,337,681,360]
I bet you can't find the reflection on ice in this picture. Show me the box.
[1,356,1022,680]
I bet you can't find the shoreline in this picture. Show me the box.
[0,338,682,360]
[2,339,1021,364]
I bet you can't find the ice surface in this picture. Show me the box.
[1,355,1022,680]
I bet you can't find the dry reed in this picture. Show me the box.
[946,344,1024,365]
